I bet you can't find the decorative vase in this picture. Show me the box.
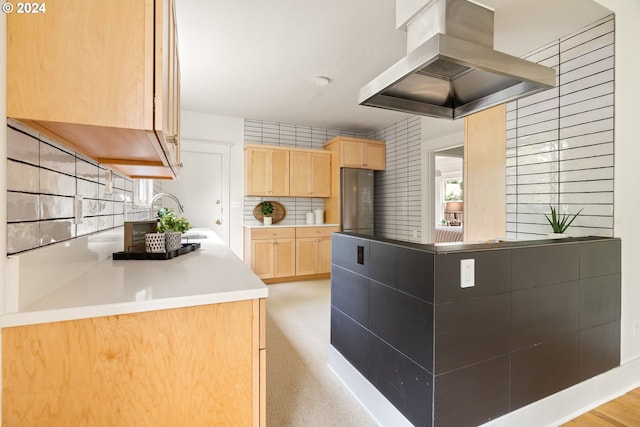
[547,233,569,239]
[165,231,182,251]
[263,217,272,226]
[145,233,166,253]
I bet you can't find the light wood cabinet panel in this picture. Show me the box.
[290,151,331,197]
[273,238,296,278]
[6,0,181,179]
[252,239,275,279]
[338,139,386,170]
[296,238,321,276]
[245,147,290,196]
[365,143,386,170]
[318,237,333,274]
[464,104,506,242]
[246,227,296,280]
[246,145,330,197]
[295,226,340,275]
[2,301,265,427]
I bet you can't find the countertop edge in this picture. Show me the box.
[0,288,268,328]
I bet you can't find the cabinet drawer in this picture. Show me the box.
[296,226,340,238]
[250,228,296,240]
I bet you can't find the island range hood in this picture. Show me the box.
[358,0,556,120]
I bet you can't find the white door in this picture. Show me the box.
[163,150,228,244]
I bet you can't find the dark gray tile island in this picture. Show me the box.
[330,233,621,427]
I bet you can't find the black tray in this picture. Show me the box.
[113,243,201,260]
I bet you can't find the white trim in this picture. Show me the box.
[328,346,413,427]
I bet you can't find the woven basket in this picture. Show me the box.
[253,201,286,224]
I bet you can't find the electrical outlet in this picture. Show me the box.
[634,321,640,338]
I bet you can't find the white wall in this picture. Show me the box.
[178,111,245,257]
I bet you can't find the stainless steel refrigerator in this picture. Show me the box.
[341,168,374,235]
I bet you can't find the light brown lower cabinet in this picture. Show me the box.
[246,227,296,280]
[2,299,267,427]
[244,226,340,283]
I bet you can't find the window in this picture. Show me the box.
[133,178,154,207]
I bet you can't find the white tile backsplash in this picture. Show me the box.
[7,127,39,164]
[507,15,614,239]
[7,160,40,193]
[6,122,151,255]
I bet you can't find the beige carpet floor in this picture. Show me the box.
[266,279,379,427]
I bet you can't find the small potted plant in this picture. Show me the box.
[156,208,192,251]
[544,205,582,238]
[260,201,275,225]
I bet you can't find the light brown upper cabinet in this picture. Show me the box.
[327,137,386,170]
[244,144,331,197]
[289,151,331,197]
[7,0,180,179]
[245,146,291,196]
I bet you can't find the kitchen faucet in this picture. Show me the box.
[149,193,184,218]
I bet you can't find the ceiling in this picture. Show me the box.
[174,0,612,134]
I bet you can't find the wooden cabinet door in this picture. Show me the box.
[251,239,274,279]
[339,141,385,170]
[7,0,180,179]
[246,148,290,196]
[317,237,333,274]
[273,238,296,278]
[289,151,331,197]
[366,143,386,170]
[156,0,180,160]
[270,150,290,195]
[311,152,332,196]
[289,151,312,196]
[161,0,180,168]
[296,237,319,276]
[340,141,366,168]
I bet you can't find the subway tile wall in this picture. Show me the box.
[242,119,367,226]
[368,116,423,242]
[6,121,156,254]
[506,15,615,239]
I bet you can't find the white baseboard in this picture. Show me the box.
[327,346,414,427]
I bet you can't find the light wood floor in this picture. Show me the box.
[562,387,640,426]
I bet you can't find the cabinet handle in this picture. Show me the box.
[167,134,178,144]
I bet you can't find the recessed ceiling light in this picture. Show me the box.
[312,76,331,86]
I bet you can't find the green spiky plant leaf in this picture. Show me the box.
[544,205,583,234]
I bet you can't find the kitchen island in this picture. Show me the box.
[1,229,267,427]
[330,232,621,427]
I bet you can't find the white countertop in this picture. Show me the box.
[243,223,340,229]
[1,229,267,328]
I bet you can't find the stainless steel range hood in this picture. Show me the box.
[358,0,556,120]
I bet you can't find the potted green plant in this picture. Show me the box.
[156,208,192,250]
[260,201,274,225]
[544,205,582,238]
